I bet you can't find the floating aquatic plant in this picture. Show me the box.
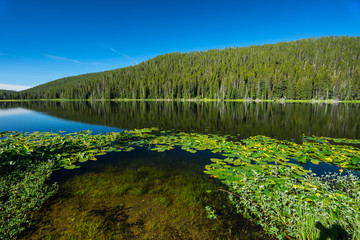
[1,128,360,239]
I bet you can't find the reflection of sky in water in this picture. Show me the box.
[0,108,122,133]
[0,108,33,117]
[290,155,360,178]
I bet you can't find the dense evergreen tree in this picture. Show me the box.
[0,90,18,100]
[8,36,360,100]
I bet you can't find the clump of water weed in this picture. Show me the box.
[224,169,360,239]
[0,161,57,240]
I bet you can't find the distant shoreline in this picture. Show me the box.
[1,98,360,104]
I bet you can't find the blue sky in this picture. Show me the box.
[1,0,360,91]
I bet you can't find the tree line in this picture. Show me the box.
[0,90,17,100]
[8,36,360,100]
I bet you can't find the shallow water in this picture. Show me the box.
[20,147,265,239]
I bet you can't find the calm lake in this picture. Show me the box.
[1,101,360,139]
[1,101,360,239]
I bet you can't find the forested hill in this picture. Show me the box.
[0,90,17,100]
[17,36,360,100]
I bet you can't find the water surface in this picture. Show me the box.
[1,101,359,140]
[2,101,359,239]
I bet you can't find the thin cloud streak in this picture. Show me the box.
[0,83,32,91]
[44,54,80,64]
[109,47,122,55]
[109,47,138,64]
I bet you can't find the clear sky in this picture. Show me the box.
[1,0,360,91]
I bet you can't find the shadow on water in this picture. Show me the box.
[20,147,266,239]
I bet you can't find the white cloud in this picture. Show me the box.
[44,54,80,64]
[0,83,32,91]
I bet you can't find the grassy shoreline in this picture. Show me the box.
[1,98,360,103]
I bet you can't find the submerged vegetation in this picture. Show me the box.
[1,128,360,239]
[5,36,360,101]
[20,151,262,239]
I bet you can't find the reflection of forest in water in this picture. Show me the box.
[1,101,359,140]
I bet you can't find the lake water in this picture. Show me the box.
[1,101,359,239]
[1,101,359,139]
